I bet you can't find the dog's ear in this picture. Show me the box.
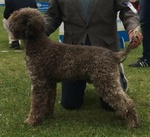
[8,10,19,24]
[25,14,45,38]
[8,8,45,39]
[8,10,22,39]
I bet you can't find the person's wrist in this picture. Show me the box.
[128,29,134,35]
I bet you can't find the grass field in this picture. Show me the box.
[0,6,150,137]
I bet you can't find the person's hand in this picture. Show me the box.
[128,26,143,48]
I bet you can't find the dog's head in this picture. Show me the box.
[8,8,45,39]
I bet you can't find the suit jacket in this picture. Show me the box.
[45,0,140,51]
[4,0,37,19]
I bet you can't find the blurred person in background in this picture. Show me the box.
[3,0,37,49]
[129,0,150,67]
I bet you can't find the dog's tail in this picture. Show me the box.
[115,26,141,62]
[115,43,134,62]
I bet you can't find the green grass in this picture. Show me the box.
[0,6,150,137]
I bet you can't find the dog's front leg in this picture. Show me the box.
[25,78,56,126]
[47,82,57,117]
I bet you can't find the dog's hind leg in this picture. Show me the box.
[93,78,138,129]
[25,78,56,126]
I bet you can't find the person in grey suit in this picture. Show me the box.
[44,0,143,110]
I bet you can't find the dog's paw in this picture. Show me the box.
[126,120,139,129]
[24,117,42,126]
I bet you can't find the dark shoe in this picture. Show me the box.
[120,63,128,92]
[120,70,128,92]
[10,41,20,50]
[121,74,128,92]
[129,58,150,67]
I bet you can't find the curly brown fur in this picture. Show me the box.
[8,8,138,129]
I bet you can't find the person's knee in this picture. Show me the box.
[61,99,83,110]
[61,80,86,109]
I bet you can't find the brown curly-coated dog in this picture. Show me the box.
[8,8,138,129]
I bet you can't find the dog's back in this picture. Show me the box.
[8,7,134,63]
